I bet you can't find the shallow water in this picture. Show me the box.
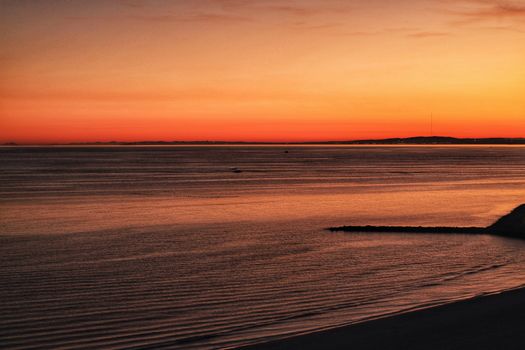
[1,145,525,349]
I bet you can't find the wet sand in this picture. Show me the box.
[243,286,525,350]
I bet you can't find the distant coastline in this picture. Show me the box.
[3,136,525,146]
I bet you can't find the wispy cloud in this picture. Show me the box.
[263,3,353,17]
[288,21,343,31]
[444,0,525,24]
[407,31,450,38]
[128,13,250,23]
[334,30,383,37]
[71,0,352,25]
[471,1,525,18]
[213,0,353,16]
[118,0,145,9]
[102,0,356,32]
[65,12,250,24]
[481,25,525,32]
[264,5,318,17]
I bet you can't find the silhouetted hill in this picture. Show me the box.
[330,136,525,145]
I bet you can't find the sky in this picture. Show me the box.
[1,0,524,143]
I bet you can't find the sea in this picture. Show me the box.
[1,145,525,349]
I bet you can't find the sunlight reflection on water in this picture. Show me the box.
[1,146,525,349]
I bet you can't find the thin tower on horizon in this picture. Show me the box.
[430,112,433,137]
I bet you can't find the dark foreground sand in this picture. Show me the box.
[243,287,525,350]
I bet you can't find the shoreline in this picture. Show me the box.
[241,286,525,349]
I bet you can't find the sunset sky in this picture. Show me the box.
[1,0,524,143]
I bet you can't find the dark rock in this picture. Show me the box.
[487,204,525,237]
[329,203,525,239]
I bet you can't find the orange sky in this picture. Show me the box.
[1,0,524,143]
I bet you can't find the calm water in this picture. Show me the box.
[1,145,525,349]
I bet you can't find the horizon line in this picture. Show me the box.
[3,135,525,146]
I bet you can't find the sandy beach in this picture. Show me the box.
[244,286,525,350]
